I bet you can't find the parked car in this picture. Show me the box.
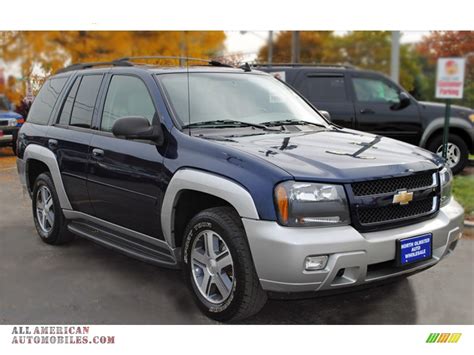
[0,94,24,154]
[256,64,474,174]
[16,58,464,322]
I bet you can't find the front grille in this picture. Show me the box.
[0,120,9,126]
[352,172,434,196]
[350,171,439,230]
[357,198,435,225]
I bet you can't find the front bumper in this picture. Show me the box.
[0,127,18,145]
[243,198,464,293]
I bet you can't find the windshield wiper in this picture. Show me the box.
[260,119,327,128]
[182,120,279,131]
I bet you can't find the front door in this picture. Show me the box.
[87,74,167,239]
[351,73,422,145]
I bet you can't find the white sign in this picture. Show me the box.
[435,57,465,99]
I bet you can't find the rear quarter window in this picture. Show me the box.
[27,77,68,125]
[299,75,347,102]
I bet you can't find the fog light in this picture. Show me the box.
[304,255,328,271]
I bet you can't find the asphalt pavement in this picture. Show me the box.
[0,147,473,324]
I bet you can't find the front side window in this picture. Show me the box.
[27,77,67,125]
[101,75,156,132]
[352,77,399,103]
[158,73,329,127]
[70,75,103,128]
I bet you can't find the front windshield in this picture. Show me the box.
[157,72,329,128]
[0,96,10,111]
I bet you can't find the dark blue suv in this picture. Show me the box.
[16,58,464,321]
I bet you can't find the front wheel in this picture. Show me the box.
[182,207,267,322]
[427,134,469,174]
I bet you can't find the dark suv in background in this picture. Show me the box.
[257,64,474,174]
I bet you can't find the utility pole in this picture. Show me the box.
[390,31,401,83]
[268,31,273,67]
[291,31,300,63]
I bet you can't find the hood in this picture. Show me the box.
[209,128,444,182]
[419,101,473,119]
[0,110,22,119]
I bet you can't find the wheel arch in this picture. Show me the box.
[161,168,259,248]
[23,144,72,210]
[421,117,473,153]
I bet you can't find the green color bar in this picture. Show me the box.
[426,333,439,343]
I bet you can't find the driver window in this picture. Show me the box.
[101,75,156,132]
[353,77,399,103]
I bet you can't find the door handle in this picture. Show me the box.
[92,148,104,159]
[360,108,375,114]
[48,139,58,150]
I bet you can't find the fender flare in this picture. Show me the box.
[23,144,72,210]
[161,168,259,248]
[420,117,473,148]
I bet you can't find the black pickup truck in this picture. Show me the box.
[257,64,474,174]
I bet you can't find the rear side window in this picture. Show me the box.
[101,75,156,132]
[299,76,347,102]
[27,77,67,125]
[70,75,103,128]
[58,77,80,125]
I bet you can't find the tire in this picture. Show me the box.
[32,172,74,245]
[426,133,469,175]
[182,206,267,322]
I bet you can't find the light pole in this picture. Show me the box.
[291,31,300,63]
[390,31,401,83]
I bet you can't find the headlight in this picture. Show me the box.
[439,165,453,207]
[274,181,350,227]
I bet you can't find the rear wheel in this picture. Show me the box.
[32,172,74,245]
[427,134,469,174]
[182,207,267,322]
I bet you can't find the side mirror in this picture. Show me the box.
[320,110,331,121]
[112,116,163,144]
[391,92,411,110]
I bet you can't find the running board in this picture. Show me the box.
[67,220,179,269]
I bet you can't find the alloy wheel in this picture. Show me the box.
[190,230,234,304]
[436,143,461,168]
[36,185,55,233]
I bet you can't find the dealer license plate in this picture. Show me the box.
[397,233,432,266]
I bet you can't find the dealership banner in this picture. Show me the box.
[0,325,472,355]
[436,57,466,99]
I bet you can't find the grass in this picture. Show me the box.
[452,174,474,218]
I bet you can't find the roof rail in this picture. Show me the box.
[115,56,234,68]
[252,63,355,69]
[56,60,134,74]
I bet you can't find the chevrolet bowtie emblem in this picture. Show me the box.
[393,190,414,205]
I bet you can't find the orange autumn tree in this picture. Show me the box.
[0,31,226,101]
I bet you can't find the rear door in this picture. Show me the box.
[87,74,167,239]
[48,74,104,215]
[293,71,355,128]
[350,73,422,144]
